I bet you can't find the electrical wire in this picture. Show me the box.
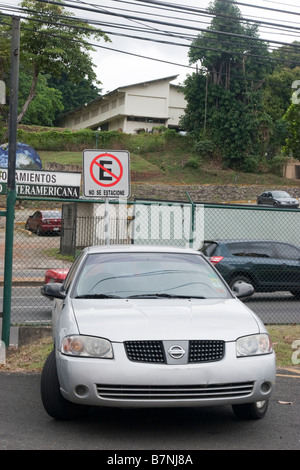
[0,0,299,81]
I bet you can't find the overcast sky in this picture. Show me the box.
[2,0,300,93]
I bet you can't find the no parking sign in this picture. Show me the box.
[83,149,130,198]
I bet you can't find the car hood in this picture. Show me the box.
[276,197,297,202]
[70,298,261,342]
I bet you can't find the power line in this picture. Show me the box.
[1,0,300,76]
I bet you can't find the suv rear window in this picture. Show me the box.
[227,242,275,258]
[201,242,218,256]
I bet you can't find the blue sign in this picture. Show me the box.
[0,142,42,170]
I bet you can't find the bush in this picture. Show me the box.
[184,156,201,169]
[193,139,215,158]
[14,128,131,151]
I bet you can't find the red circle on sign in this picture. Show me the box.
[90,153,123,187]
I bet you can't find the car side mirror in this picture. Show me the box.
[41,282,66,300]
[232,281,254,298]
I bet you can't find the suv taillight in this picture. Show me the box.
[209,256,223,264]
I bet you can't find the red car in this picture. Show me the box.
[45,268,69,284]
[25,210,61,235]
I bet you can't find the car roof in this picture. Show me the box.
[40,210,61,215]
[83,245,202,255]
[203,239,288,244]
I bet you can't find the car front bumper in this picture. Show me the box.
[56,342,276,409]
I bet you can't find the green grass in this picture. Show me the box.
[0,324,299,372]
[43,247,74,263]
[39,150,300,187]
[268,324,300,369]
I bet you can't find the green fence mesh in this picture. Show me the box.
[3,199,300,325]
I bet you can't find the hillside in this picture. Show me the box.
[39,150,300,203]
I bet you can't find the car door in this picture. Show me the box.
[246,242,286,290]
[31,211,41,231]
[228,242,280,291]
[259,192,268,204]
[273,242,300,289]
[265,192,273,205]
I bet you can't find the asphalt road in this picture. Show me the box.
[0,371,299,451]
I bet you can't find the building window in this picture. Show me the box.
[101,103,109,113]
[127,116,165,124]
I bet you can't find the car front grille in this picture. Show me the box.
[124,341,165,363]
[124,340,225,364]
[96,382,254,401]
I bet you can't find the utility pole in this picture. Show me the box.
[2,17,20,347]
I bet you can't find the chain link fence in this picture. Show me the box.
[2,198,300,326]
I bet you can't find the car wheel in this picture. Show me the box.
[232,399,269,420]
[41,349,88,420]
[37,226,43,236]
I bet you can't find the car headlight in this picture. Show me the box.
[236,334,272,357]
[62,335,113,358]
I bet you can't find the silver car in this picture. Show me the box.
[41,245,276,421]
[257,190,299,208]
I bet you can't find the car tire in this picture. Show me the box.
[232,399,269,420]
[41,349,88,420]
[37,226,42,236]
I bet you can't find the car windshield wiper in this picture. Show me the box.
[75,294,121,299]
[127,293,206,299]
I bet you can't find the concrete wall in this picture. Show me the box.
[283,161,300,179]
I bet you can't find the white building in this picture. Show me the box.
[58,75,187,134]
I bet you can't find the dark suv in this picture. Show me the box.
[200,240,300,298]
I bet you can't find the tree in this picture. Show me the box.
[282,102,300,160]
[17,0,109,123]
[47,72,102,123]
[0,16,12,125]
[263,67,300,122]
[181,0,272,171]
[18,69,64,126]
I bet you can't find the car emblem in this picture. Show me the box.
[168,344,186,359]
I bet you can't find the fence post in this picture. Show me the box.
[1,17,20,347]
[185,191,195,248]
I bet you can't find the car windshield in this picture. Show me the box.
[72,252,230,300]
[43,211,61,218]
[272,191,290,198]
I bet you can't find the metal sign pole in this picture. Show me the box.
[2,17,20,347]
[104,198,110,245]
